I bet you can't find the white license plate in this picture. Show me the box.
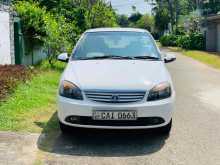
[93,110,137,120]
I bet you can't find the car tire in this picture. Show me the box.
[158,119,172,135]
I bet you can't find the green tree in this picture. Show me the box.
[154,8,169,34]
[14,1,74,65]
[202,0,220,15]
[117,15,129,27]
[87,0,117,28]
[128,12,142,24]
[36,0,117,30]
[13,0,118,65]
[136,14,154,32]
[150,0,196,34]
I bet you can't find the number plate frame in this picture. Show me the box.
[92,110,137,120]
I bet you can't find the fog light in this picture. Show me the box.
[65,116,80,123]
[72,116,79,121]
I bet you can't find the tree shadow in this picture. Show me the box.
[37,112,169,157]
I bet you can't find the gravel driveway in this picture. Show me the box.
[1,48,220,165]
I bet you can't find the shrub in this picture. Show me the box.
[177,35,191,49]
[14,1,75,66]
[159,34,178,47]
[177,33,205,50]
[189,32,205,50]
[0,65,31,100]
[160,32,205,50]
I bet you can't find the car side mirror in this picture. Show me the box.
[57,53,69,62]
[163,53,176,63]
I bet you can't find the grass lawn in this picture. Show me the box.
[166,46,220,70]
[0,61,65,133]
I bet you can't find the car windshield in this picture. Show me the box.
[72,31,160,60]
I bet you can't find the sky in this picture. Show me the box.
[107,0,154,16]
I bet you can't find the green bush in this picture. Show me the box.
[14,1,74,65]
[160,33,205,50]
[159,34,178,47]
[177,35,191,49]
[177,33,205,50]
[189,33,205,50]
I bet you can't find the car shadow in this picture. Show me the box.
[37,112,169,157]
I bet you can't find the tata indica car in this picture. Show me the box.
[57,28,176,134]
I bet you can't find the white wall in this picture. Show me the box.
[0,11,11,64]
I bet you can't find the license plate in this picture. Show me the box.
[93,110,137,120]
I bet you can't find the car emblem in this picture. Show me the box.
[111,95,120,102]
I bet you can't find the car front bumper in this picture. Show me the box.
[58,95,175,129]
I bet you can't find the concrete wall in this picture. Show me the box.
[0,10,11,64]
[0,4,14,64]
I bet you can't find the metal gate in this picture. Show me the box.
[14,17,24,64]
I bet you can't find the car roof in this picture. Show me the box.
[85,28,150,34]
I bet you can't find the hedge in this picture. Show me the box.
[159,34,178,47]
[160,33,205,50]
[0,65,31,100]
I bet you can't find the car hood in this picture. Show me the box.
[62,60,171,91]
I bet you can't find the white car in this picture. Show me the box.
[57,28,176,134]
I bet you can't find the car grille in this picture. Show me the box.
[84,90,146,103]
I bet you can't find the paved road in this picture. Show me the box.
[1,49,220,165]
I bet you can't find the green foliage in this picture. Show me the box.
[14,1,47,37]
[177,33,205,50]
[175,26,186,35]
[128,12,142,23]
[159,34,178,47]
[176,35,191,49]
[88,0,117,28]
[14,1,74,65]
[151,0,201,34]
[187,11,202,33]
[190,33,205,50]
[14,0,118,66]
[42,14,73,65]
[117,14,129,27]
[136,14,154,32]
[154,8,169,34]
[37,0,117,30]
[202,0,220,15]
[117,13,154,32]
[160,32,205,50]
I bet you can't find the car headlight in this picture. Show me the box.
[147,82,171,101]
[59,80,83,100]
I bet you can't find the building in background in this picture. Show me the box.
[206,15,220,52]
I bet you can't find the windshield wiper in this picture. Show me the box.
[133,56,160,60]
[78,55,134,60]
[77,55,160,60]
